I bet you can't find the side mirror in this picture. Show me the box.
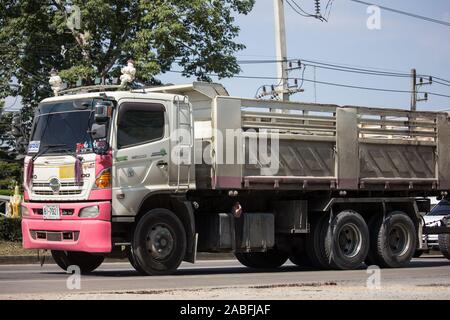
[94,102,111,123]
[90,123,107,140]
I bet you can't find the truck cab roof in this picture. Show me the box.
[40,82,229,106]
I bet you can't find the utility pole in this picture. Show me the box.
[274,0,289,102]
[410,68,431,111]
[410,68,417,111]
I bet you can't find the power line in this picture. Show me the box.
[348,0,450,28]
[323,0,334,21]
[286,0,328,21]
[2,43,450,85]
[302,62,410,78]
[165,69,450,99]
[3,96,19,112]
[2,50,450,96]
[285,0,315,18]
[236,57,450,85]
[300,77,450,99]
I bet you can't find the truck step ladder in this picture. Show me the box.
[174,95,193,191]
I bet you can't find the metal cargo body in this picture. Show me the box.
[206,96,450,193]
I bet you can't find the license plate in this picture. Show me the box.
[43,205,60,220]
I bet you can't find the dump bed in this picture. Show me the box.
[203,96,450,192]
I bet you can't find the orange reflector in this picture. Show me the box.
[95,169,111,189]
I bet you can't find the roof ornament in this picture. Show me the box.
[120,59,136,88]
[49,68,63,96]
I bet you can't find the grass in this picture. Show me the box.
[0,241,45,256]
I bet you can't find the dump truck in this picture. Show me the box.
[19,81,450,275]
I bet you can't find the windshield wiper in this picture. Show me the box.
[32,144,70,160]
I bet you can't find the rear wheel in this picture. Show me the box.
[131,208,186,275]
[235,249,288,268]
[366,211,416,268]
[305,214,330,269]
[324,210,369,270]
[438,234,450,260]
[51,250,104,274]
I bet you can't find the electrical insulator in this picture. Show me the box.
[315,0,321,17]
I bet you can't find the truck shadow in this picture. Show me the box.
[76,257,450,278]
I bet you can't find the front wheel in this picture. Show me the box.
[51,250,104,274]
[131,208,187,275]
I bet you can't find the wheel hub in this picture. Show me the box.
[337,223,362,258]
[388,224,410,256]
[146,225,174,260]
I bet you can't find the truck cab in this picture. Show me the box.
[21,86,200,273]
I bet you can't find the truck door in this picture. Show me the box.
[112,101,169,217]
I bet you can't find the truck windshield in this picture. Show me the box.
[29,99,95,155]
[428,200,450,216]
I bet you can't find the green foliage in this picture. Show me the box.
[0,0,255,115]
[59,65,96,84]
[0,160,21,189]
[0,190,13,196]
[0,217,22,242]
[0,102,22,188]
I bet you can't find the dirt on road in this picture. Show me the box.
[1,281,450,300]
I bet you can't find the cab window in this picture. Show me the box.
[117,103,165,149]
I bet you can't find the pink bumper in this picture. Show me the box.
[21,201,112,253]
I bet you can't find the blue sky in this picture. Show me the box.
[160,0,450,111]
[4,0,450,112]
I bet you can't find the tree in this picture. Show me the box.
[0,101,21,191]
[0,100,12,149]
[0,0,255,116]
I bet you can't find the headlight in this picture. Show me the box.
[94,167,111,189]
[79,206,100,218]
[21,205,30,217]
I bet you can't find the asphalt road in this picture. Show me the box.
[0,256,450,299]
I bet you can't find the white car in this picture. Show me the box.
[424,200,450,249]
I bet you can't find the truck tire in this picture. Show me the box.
[366,211,417,268]
[51,250,104,274]
[324,210,370,270]
[305,214,330,269]
[365,214,382,266]
[126,246,147,275]
[131,208,186,276]
[235,250,288,268]
[413,249,424,258]
[438,234,450,260]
